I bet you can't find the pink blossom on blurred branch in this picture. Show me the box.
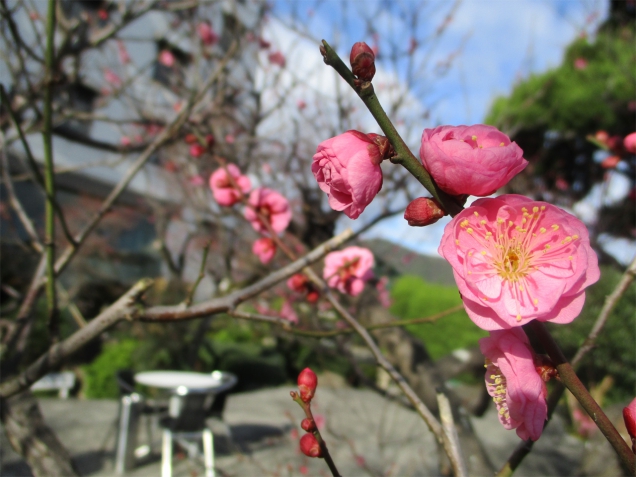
[439,195,600,330]
[159,50,175,67]
[197,22,218,45]
[323,246,374,296]
[574,57,588,70]
[244,188,292,234]
[479,328,547,441]
[103,68,122,88]
[209,164,251,206]
[420,124,527,196]
[268,51,286,67]
[252,237,276,264]
[117,40,130,64]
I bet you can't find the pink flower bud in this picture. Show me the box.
[420,125,527,196]
[299,433,322,458]
[189,144,206,158]
[252,237,276,264]
[287,274,308,292]
[159,50,175,67]
[268,51,286,68]
[595,130,609,144]
[624,132,636,154]
[623,398,636,446]
[197,22,219,46]
[350,42,376,81]
[404,197,446,226]
[297,368,317,403]
[300,418,316,432]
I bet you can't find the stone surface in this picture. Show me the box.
[0,385,595,477]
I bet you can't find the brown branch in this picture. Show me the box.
[0,230,353,398]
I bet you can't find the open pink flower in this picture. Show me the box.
[252,237,276,264]
[244,188,292,234]
[420,125,527,196]
[439,194,599,330]
[280,300,298,324]
[323,246,374,296]
[209,164,251,206]
[312,131,384,219]
[479,328,547,441]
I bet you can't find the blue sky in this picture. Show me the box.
[271,0,612,257]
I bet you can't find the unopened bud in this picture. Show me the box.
[287,273,308,292]
[190,144,206,158]
[298,367,317,403]
[299,433,322,458]
[185,133,198,144]
[306,289,320,303]
[205,134,215,148]
[404,198,446,226]
[301,418,316,432]
[350,42,376,81]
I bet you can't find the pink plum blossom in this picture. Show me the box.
[624,132,636,154]
[268,51,286,67]
[209,164,251,206]
[188,175,205,186]
[159,50,175,67]
[312,131,384,219]
[197,22,218,45]
[117,40,130,65]
[420,125,527,196]
[103,68,122,88]
[280,300,298,324]
[323,246,374,296]
[252,237,276,264]
[479,328,547,441]
[244,187,292,234]
[574,57,588,70]
[439,194,600,330]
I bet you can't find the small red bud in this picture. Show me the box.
[306,289,320,303]
[287,273,308,292]
[350,42,376,82]
[404,198,446,226]
[299,433,322,458]
[300,418,316,432]
[594,130,609,144]
[189,144,206,158]
[297,368,317,403]
[184,133,198,144]
[623,398,636,447]
[205,134,215,148]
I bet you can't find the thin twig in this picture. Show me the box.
[42,0,58,337]
[184,241,212,307]
[572,255,636,367]
[228,304,463,338]
[0,132,43,253]
[437,391,467,477]
[0,84,76,246]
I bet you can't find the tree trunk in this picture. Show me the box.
[1,390,79,477]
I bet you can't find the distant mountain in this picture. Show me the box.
[360,238,456,287]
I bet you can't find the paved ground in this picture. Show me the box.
[0,382,617,477]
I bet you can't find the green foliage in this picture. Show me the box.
[390,275,487,359]
[82,339,139,398]
[486,27,635,134]
[549,265,636,403]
